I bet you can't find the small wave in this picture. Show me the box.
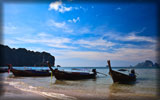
[4,81,77,100]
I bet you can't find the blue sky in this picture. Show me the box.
[3,1,157,67]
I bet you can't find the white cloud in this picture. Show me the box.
[59,6,72,13]
[49,47,156,63]
[74,7,79,10]
[48,19,66,28]
[47,19,74,33]
[48,1,72,13]
[12,33,76,49]
[64,28,73,33]
[104,29,156,43]
[4,39,19,45]
[48,1,62,11]
[37,32,52,37]
[68,20,72,23]
[3,23,35,34]
[48,1,85,13]
[5,33,156,66]
[4,25,17,34]
[79,6,88,12]
[68,17,80,23]
[76,27,91,34]
[115,7,122,10]
[75,39,115,50]
[47,43,76,49]
[124,34,156,43]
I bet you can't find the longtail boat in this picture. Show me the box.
[107,60,136,84]
[0,68,8,73]
[8,64,51,77]
[118,69,128,71]
[47,62,97,80]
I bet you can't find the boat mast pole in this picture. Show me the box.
[107,60,112,72]
[47,61,54,73]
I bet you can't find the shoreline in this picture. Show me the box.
[0,81,77,100]
[46,89,159,100]
[0,82,52,100]
[0,81,159,100]
[0,72,159,100]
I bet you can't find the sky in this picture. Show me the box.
[2,1,158,67]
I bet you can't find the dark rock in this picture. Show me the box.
[0,44,55,66]
[134,60,159,67]
[154,63,160,67]
[144,60,154,67]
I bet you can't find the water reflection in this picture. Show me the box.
[109,83,135,94]
[54,78,97,86]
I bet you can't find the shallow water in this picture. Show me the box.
[1,67,159,100]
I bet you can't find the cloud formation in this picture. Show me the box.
[48,19,66,28]
[11,32,76,49]
[123,34,156,43]
[68,17,80,23]
[115,7,122,10]
[4,23,35,35]
[49,46,156,66]
[104,29,156,43]
[48,1,72,13]
[75,39,115,50]
[47,19,73,33]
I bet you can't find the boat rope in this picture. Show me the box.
[97,72,107,76]
[51,71,53,81]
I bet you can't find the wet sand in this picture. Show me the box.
[107,93,160,100]
[0,72,159,100]
[52,91,160,100]
[0,82,160,100]
[0,82,52,100]
[0,80,77,100]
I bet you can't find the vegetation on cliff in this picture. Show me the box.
[133,60,159,67]
[0,44,55,66]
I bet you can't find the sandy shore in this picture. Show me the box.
[0,82,160,100]
[0,78,76,100]
[60,92,160,100]
[0,83,160,100]
[0,73,159,100]
[0,82,51,100]
[107,93,160,100]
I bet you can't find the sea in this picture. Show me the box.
[0,66,160,100]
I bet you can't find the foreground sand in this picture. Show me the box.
[0,82,52,100]
[107,94,160,100]
[0,82,160,100]
[59,91,160,100]
[0,74,159,100]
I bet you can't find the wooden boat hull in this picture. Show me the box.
[107,60,136,84]
[47,61,96,80]
[54,70,96,80]
[11,69,51,77]
[109,70,136,84]
[0,68,8,73]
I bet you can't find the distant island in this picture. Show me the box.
[0,44,55,66]
[133,60,159,67]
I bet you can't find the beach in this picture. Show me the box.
[0,81,159,100]
[2,1,158,100]
[0,79,77,100]
[0,82,51,100]
[0,67,159,100]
